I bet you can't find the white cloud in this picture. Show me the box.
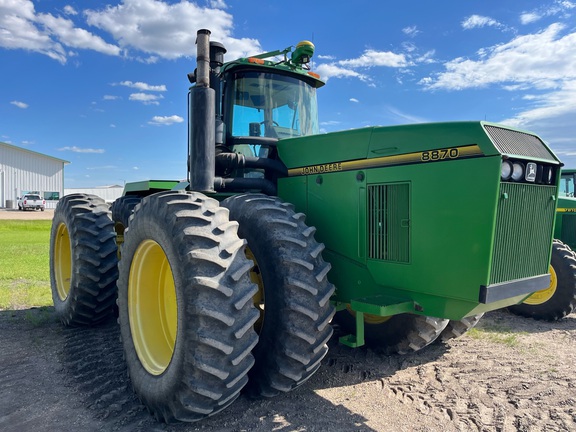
[119,81,166,91]
[520,13,541,25]
[350,98,359,103]
[0,0,120,63]
[85,0,261,60]
[63,5,77,16]
[58,146,105,153]
[520,1,575,25]
[209,0,228,8]
[317,54,335,60]
[419,21,576,157]
[148,115,184,125]
[420,24,576,91]
[462,15,503,30]
[0,0,66,62]
[500,80,576,128]
[103,95,119,100]
[0,0,259,63]
[402,26,420,37]
[36,13,120,56]
[339,50,411,68]
[415,50,436,64]
[315,63,368,82]
[10,100,28,109]
[129,93,164,105]
[386,106,429,124]
[316,47,415,84]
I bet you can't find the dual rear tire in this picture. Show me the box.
[50,191,335,421]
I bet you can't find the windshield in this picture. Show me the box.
[561,172,575,197]
[227,71,319,140]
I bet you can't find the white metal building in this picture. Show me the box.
[0,141,69,209]
[64,185,124,203]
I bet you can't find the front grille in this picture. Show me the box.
[484,125,556,162]
[490,183,556,284]
[367,183,410,262]
[561,213,576,250]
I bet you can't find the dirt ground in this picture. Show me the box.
[1,209,575,432]
[0,208,55,220]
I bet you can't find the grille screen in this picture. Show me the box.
[490,183,556,284]
[367,183,410,262]
[484,125,556,162]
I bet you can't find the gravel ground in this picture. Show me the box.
[1,208,575,432]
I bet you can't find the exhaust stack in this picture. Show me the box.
[188,29,215,192]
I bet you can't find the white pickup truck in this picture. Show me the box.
[17,194,46,211]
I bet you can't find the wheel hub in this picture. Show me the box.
[129,240,177,375]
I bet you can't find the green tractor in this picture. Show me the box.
[50,30,562,423]
[509,169,576,320]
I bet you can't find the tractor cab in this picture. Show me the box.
[210,41,324,157]
[186,36,325,192]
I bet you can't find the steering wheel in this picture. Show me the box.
[260,120,280,127]
[259,120,279,138]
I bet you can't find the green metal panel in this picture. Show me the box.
[122,180,180,196]
[277,121,560,321]
[555,196,576,250]
[560,213,576,250]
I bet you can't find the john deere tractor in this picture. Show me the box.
[50,30,562,423]
[509,168,576,320]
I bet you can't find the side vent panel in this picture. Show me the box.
[367,183,410,262]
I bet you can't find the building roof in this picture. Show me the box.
[0,141,70,164]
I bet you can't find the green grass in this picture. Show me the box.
[467,323,528,347]
[0,220,53,310]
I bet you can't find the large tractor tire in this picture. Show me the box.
[117,191,260,423]
[221,194,335,398]
[335,311,449,355]
[438,314,484,342]
[508,239,576,321]
[49,193,119,326]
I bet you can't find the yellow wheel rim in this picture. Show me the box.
[246,248,264,332]
[523,264,557,305]
[345,304,391,325]
[54,222,72,301]
[129,240,177,375]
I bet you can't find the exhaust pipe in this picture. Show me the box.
[188,29,215,192]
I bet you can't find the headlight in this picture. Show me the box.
[511,162,524,181]
[501,161,513,180]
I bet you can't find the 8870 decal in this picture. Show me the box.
[420,148,460,162]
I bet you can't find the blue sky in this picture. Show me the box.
[1,0,575,188]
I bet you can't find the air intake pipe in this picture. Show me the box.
[188,29,215,192]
